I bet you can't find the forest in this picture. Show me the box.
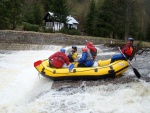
[0,0,150,41]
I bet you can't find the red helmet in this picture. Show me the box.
[82,47,88,52]
[89,42,94,46]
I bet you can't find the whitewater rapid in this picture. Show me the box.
[0,45,150,113]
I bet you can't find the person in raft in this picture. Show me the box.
[86,40,97,60]
[68,45,78,62]
[77,47,94,67]
[110,38,136,63]
[49,48,70,68]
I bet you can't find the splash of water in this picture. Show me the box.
[0,45,150,113]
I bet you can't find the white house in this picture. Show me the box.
[43,12,79,31]
[66,15,79,29]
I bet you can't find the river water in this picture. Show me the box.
[0,45,150,113]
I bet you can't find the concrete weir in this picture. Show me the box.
[0,30,114,49]
[0,43,57,50]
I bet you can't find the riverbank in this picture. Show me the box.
[0,30,111,45]
[0,30,150,50]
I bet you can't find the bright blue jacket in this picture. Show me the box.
[78,52,94,67]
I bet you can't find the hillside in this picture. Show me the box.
[1,0,150,42]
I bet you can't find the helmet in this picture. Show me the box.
[89,42,94,46]
[72,45,77,50]
[128,38,134,42]
[82,47,88,52]
[60,48,66,53]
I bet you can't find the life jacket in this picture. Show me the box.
[84,52,94,67]
[86,43,97,60]
[86,52,93,61]
[90,48,97,60]
[50,52,69,68]
[72,51,78,60]
[78,52,93,64]
[121,43,133,57]
[68,51,78,62]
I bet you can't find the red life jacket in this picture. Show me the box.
[121,43,133,57]
[86,43,97,60]
[49,52,69,68]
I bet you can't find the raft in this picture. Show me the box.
[33,59,129,81]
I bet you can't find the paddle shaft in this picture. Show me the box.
[118,48,133,68]
[69,62,78,72]
[118,47,141,78]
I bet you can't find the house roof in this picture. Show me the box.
[48,12,54,16]
[43,12,54,20]
[43,12,79,24]
[66,15,79,24]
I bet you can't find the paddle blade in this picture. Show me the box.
[133,68,141,79]
[68,64,74,72]
[34,60,42,67]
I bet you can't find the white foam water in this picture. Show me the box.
[0,46,150,113]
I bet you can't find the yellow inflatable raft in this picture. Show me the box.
[34,59,129,80]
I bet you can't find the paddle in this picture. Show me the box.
[68,63,74,72]
[68,62,78,72]
[118,47,141,79]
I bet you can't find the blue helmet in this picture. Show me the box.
[60,48,66,53]
[128,38,134,41]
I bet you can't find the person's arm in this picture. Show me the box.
[65,55,70,65]
[68,52,72,58]
[78,52,87,63]
[86,40,88,43]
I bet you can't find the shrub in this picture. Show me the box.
[42,27,53,33]
[68,29,81,35]
[59,27,68,34]
[23,22,39,32]
[60,28,81,35]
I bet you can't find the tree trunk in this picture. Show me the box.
[124,0,131,41]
